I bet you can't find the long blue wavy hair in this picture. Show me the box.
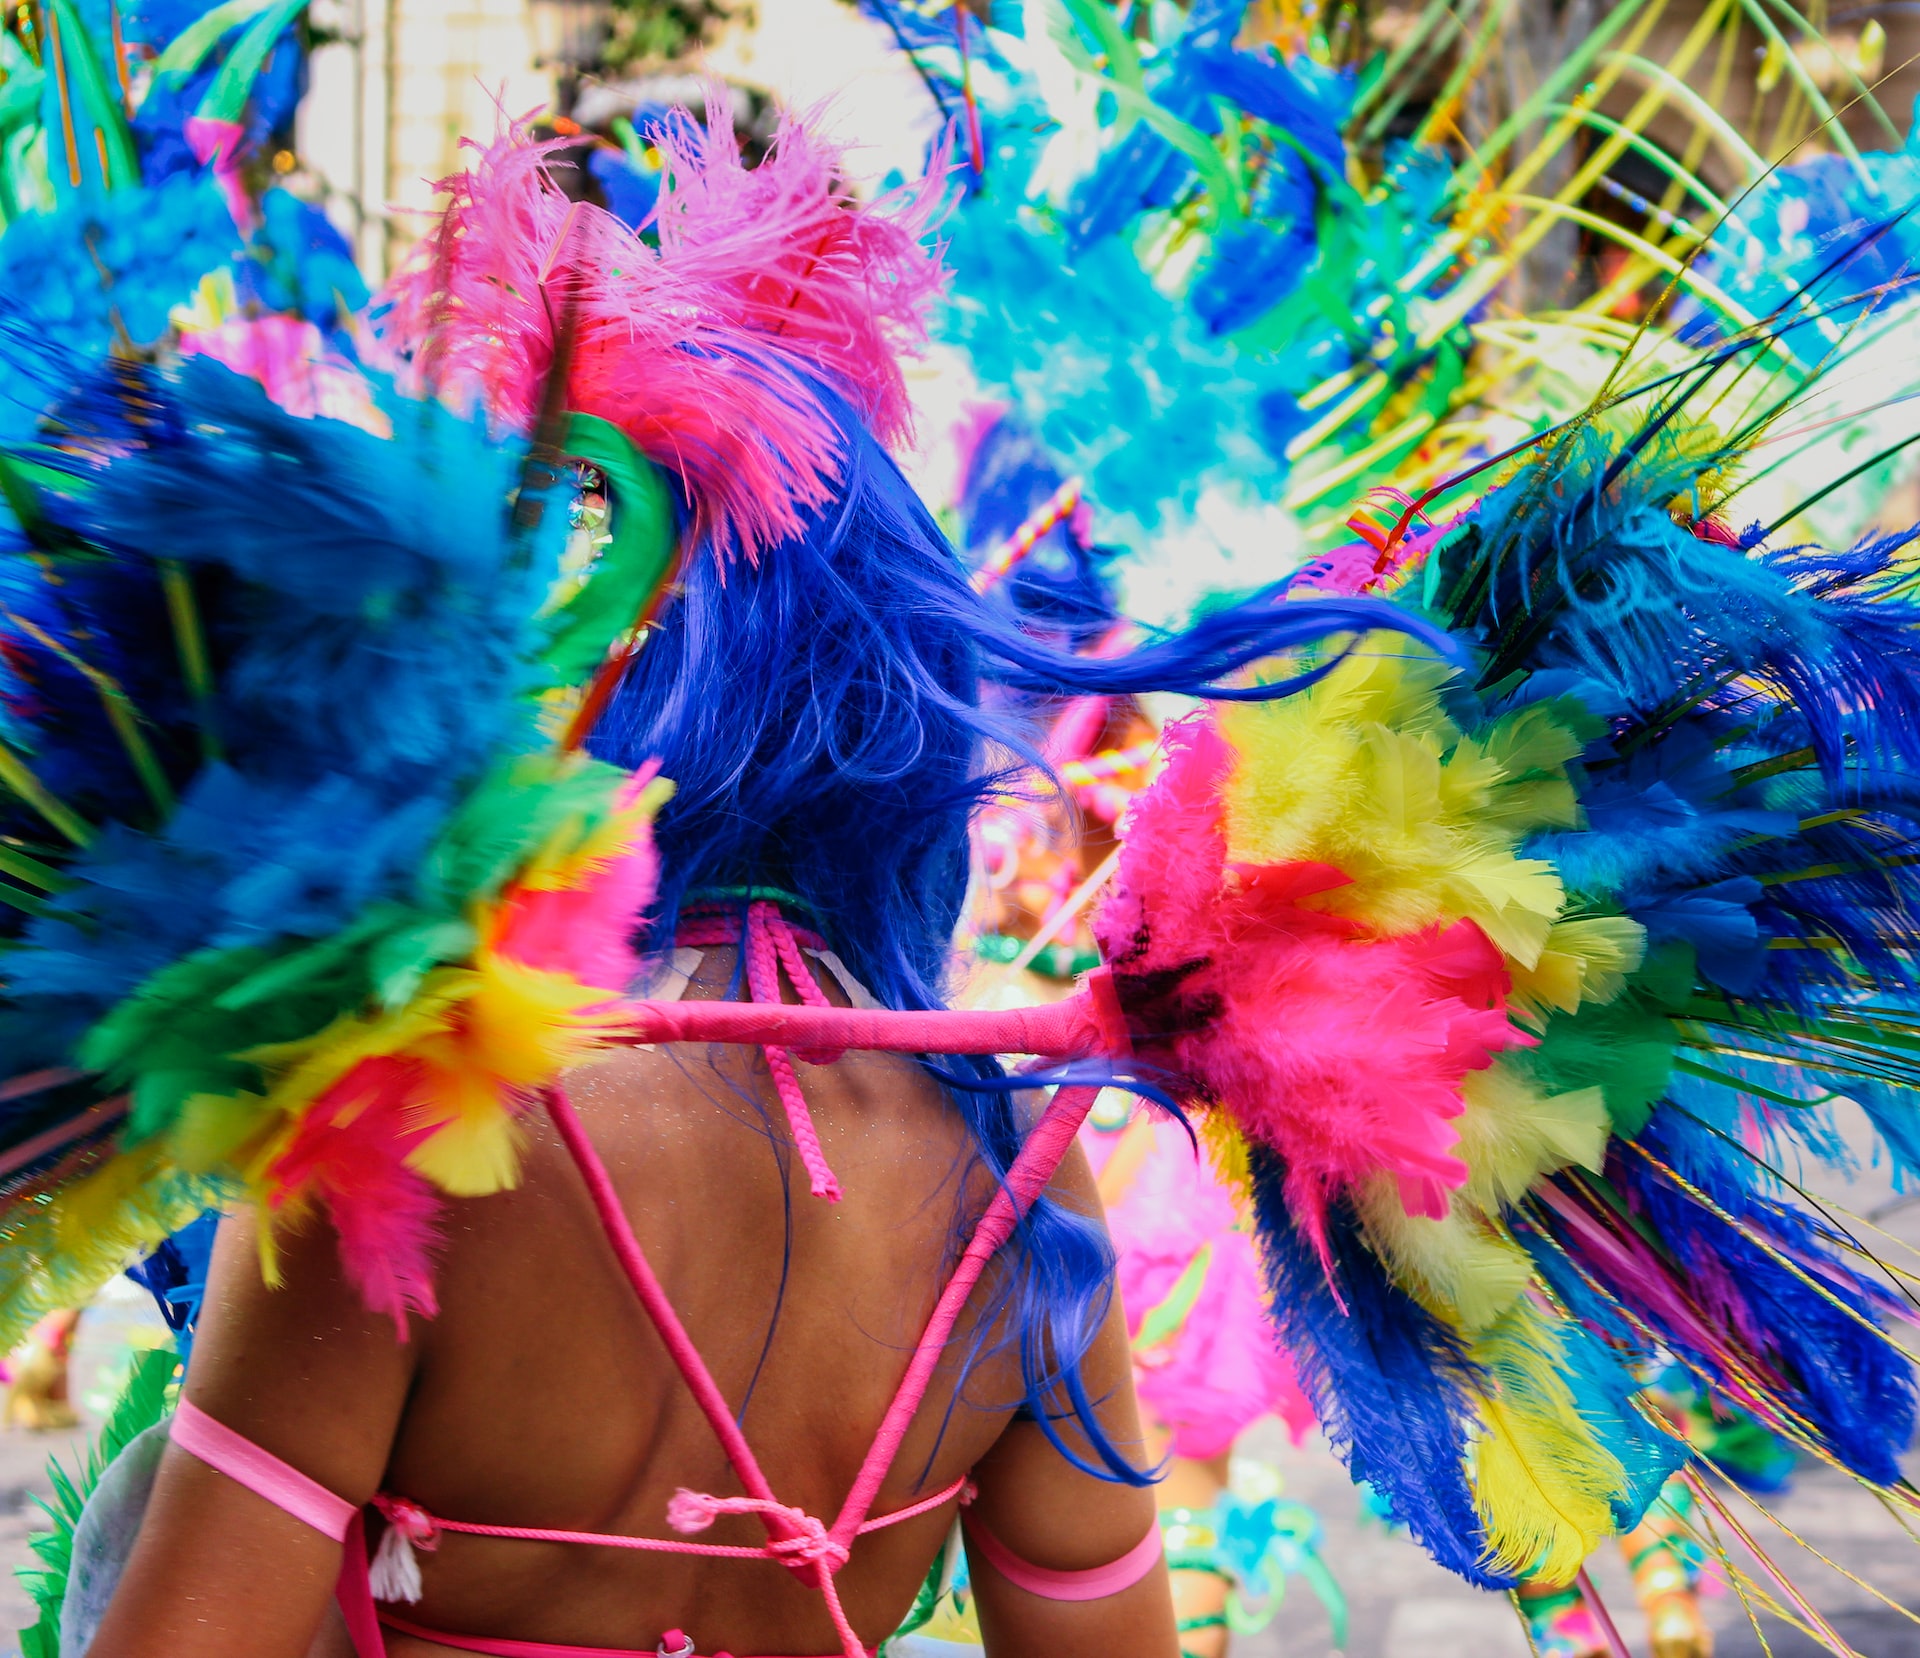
[587,388,1445,1479]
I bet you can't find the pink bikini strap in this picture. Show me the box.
[826,1081,1104,1547]
[962,1513,1164,1602]
[374,1611,667,1658]
[376,1611,823,1658]
[170,1396,358,1542]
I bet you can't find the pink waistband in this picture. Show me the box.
[377,1610,792,1657]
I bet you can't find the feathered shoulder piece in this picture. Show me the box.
[0,90,957,1351]
[0,354,672,1341]
[1091,403,1920,1590]
[374,90,950,560]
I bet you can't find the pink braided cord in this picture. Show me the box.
[665,1489,861,1657]
[741,902,842,1200]
[669,902,845,1199]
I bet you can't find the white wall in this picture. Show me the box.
[297,0,553,280]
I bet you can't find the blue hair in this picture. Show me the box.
[587,388,1443,1480]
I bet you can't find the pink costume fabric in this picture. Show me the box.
[167,915,1160,1658]
[1086,1113,1314,1460]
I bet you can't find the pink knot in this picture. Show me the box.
[372,1494,440,1550]
[665,1489,849,1577]
[766,1513,851,1574]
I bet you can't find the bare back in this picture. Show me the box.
[90,946,1174,1658]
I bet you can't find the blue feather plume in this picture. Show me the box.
[1246,1148,1504,1586]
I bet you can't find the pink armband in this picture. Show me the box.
[171,1397,359,1542]
[963,1513,1163,1601]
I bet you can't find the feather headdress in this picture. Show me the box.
[374,91,950,561]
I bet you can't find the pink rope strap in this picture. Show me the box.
[669,902,845,1201]
[741,901,842,1201]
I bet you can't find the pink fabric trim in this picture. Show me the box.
[377,1615,653,1657]
[171,1397,358,1543]
[963,1515,1163,1602]
[338,1512,389,1658]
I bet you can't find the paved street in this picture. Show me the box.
[1223,1417,1920,1658]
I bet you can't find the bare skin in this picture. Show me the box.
[87,945,1178,1658]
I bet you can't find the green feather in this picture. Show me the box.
[540,415,677,685]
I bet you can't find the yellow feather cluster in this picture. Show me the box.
[1468,1300,1627,1584]
[0,1145,228,1350]
[1214,638,1660,1577]
[1219,640,1585,967]
[1507,915,1646,1022]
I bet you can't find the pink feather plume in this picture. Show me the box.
[374,93,948,561]
[267,1055,445,1336]
[644,87,950,449]
[491,765,663,991]
[1097,717,1530,1265]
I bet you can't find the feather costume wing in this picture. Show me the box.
[1096,408,1920,1586]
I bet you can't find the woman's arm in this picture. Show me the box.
[85,1207,417,1658]
[963,1142,1179,1658]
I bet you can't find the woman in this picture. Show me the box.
[88,951,1173,1658]
[73,339,1399,1656]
